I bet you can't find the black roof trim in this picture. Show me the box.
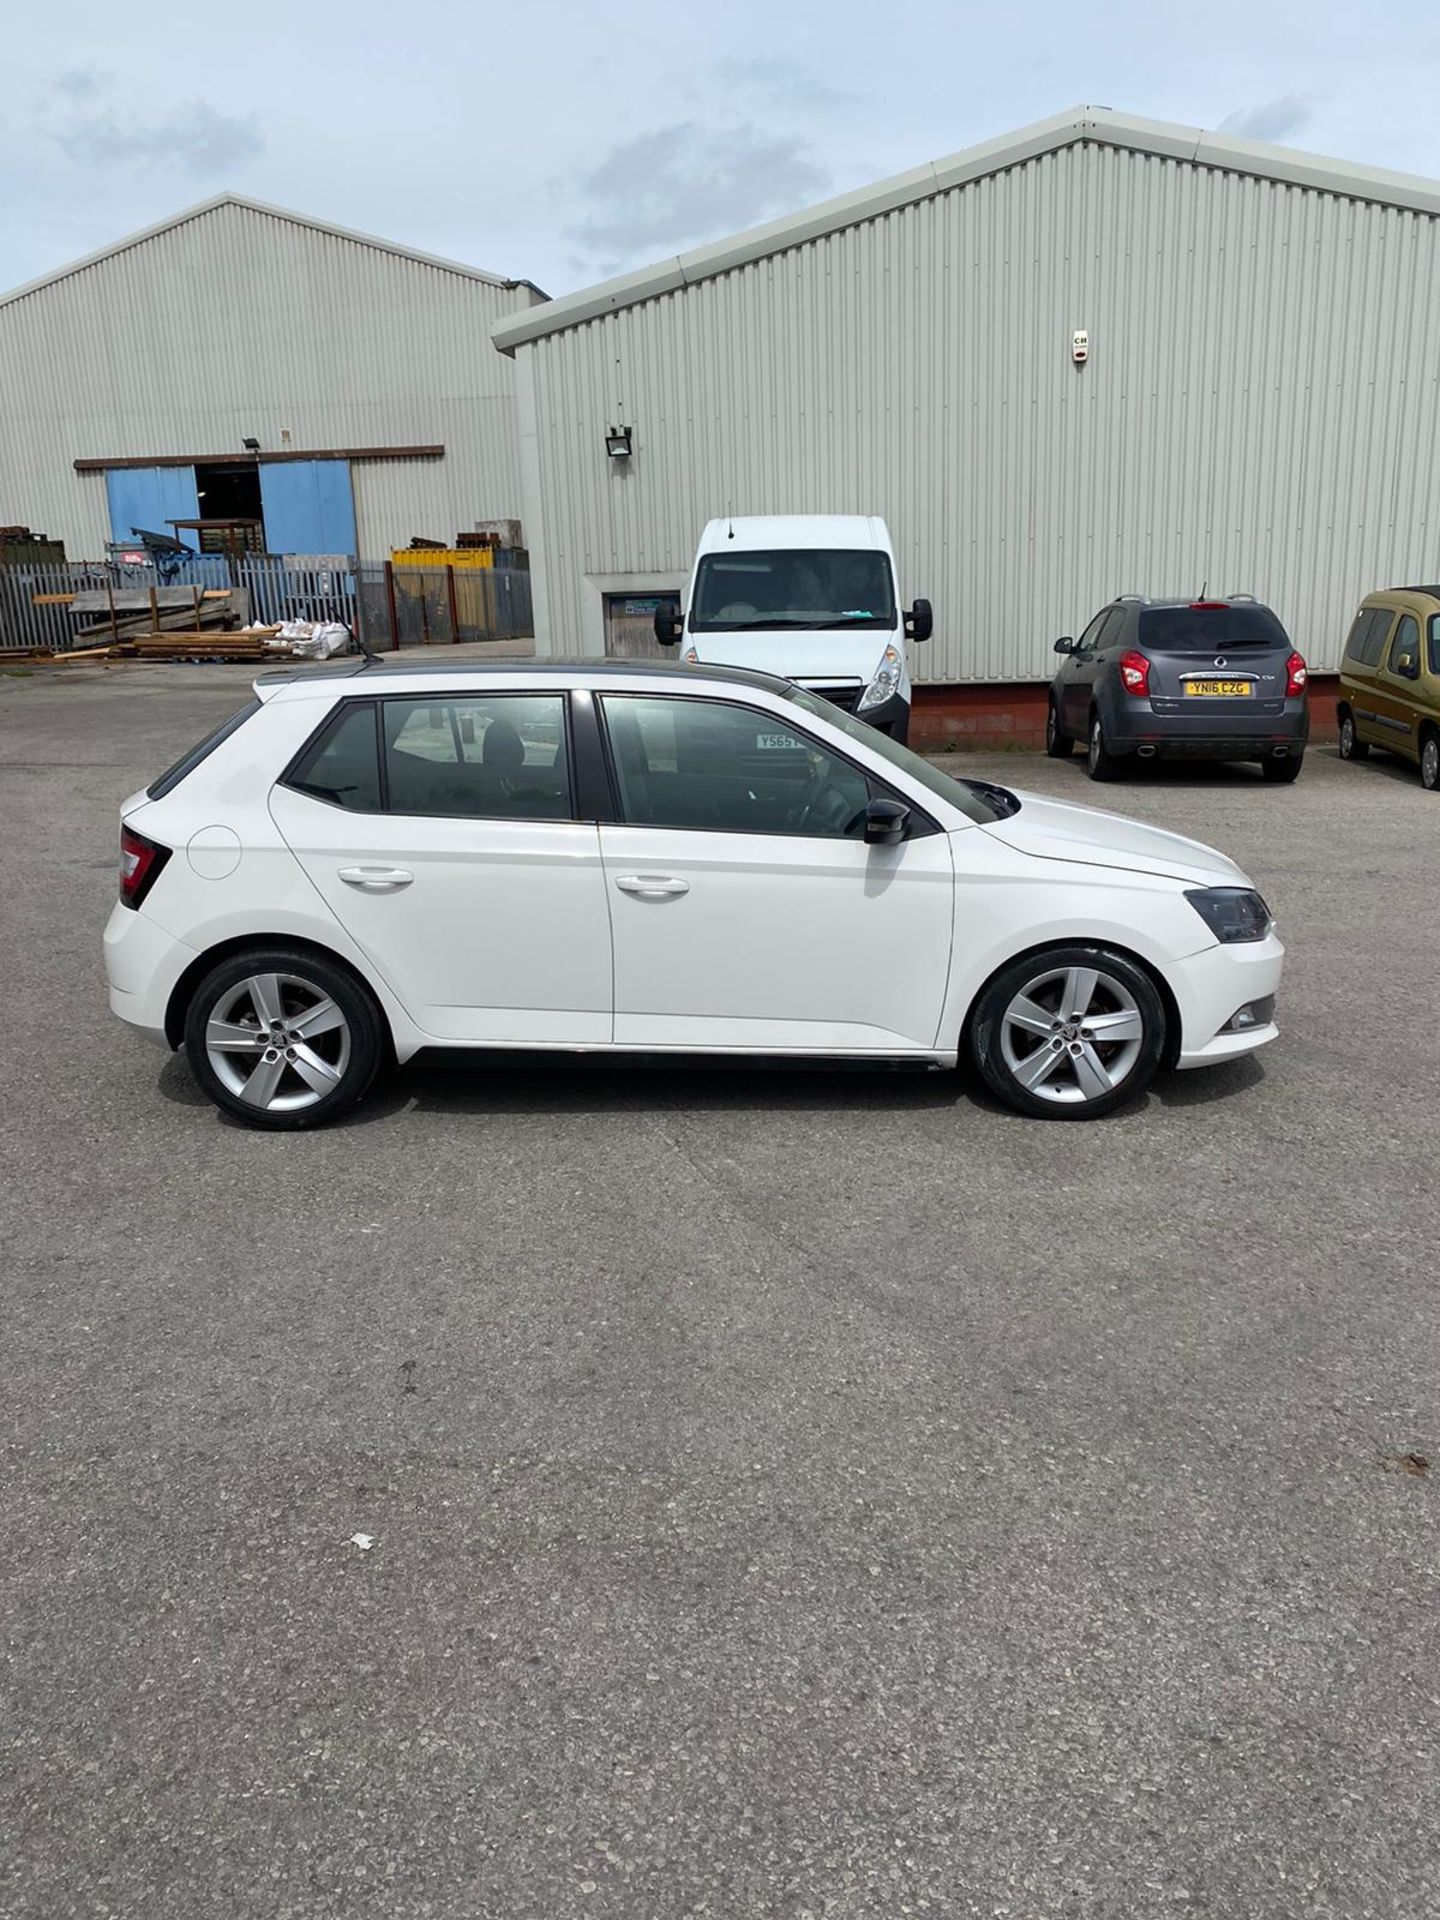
[258,658,796,692]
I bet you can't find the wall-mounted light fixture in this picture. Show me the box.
[242,435,261,452]
[605,425,633,459]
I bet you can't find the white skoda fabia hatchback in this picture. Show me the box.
[105,661,1284,1128]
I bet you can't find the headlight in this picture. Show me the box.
[1185,887,1274,943]
[858,645,903,712]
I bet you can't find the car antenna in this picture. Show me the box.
[1199,577,1208,599]
[350,619,378,667]
[727,502,734,541]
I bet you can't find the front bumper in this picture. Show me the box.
[1168,931,1285,1069]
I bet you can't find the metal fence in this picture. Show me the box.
[0,556,533,653]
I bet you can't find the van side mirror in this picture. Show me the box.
[864,797,909,845]
[1054,635,1076,654]
[1395,652,1416,676]
[654,607,684,645]
[904,598,932,643]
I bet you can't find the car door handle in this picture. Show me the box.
[338,866,414,892]
[614,874,689,897]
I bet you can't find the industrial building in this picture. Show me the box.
[0,194,543,563]
[492,107,1440,730]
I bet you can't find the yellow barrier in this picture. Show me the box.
[391,547,494,570]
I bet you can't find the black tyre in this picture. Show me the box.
[1261,752,1303,784]
[184,946,384,1130]
[1086,712,1123,782]
[1422,730,1440,792]
[1337,708,1368,761]
[1045,698,1074,758]
[969,944,1168,1120]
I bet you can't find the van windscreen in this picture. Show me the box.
[1138,606,1289,652]
[691,550,896,632]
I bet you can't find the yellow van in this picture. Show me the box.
[1337,587,1440,791]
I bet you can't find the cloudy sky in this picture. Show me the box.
[4,0,1439,297]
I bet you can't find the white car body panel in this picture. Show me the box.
[103,660,1286,1105]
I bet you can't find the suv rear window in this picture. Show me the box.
[1137,606,1289,652]
[146,697,261,800]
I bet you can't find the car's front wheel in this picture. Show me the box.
[184,946,384,1129]
[969,945,1168,1120]
[1045,698,1074,758]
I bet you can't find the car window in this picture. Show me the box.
[601,695,871,838]
[381,695,571,819]
[1137,605,1289,652]
[1351,608,1393,668]
[1429,616,1440,677]
[1075,610,1110,654]
[1386,615,1421,681]
[1095,608,1127,650]
[285,701,382,811]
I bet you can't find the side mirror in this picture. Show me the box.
[653,608,684,646]
[904,598,933,643]
[1396,653,1416,675]
[1054,635,1076,654]
[863,797,909,845]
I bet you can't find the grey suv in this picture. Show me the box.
[1047,595,1309,782]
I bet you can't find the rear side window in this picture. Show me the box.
[287,701,382,810]
[1137,606,1289,652]
[1429,617,1440,676]
[146,697,261,800]
[383,695,571,819]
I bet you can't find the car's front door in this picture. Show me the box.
[1375,613,1424,760]
[270,691,612,1044]
[595,693,955,1051]
[1062,611,1113,735]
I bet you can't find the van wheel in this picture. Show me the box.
[969,945,1166,1120]
[1261,753,1303,784]
[1337,709,1368,761]
[1045,698,1074,757]
[1422,731,1440,792]
[1086,714,1122,781]
[184,946,383,1130]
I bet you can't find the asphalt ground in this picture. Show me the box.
[3,667,1437,1919]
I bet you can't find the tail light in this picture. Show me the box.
[1285,651,1308,697]
[1118,650,1152,696]
[119,824,170,909]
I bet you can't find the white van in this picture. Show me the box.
[655,515,931,741]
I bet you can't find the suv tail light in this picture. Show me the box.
[1285,651,1308,697]
[1118,650,1152,696]
[119,824,170,909]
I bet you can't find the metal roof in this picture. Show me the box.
[492,104,1440,354]
[0,193,545,310]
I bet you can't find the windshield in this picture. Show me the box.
[690,549,896,633]
[779,683,1016,824]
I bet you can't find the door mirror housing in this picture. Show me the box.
[863,797,910,845]
[1395,652,1416,676]
[653,607,684,646]
[1054,635,1076,654]
[904,598,933,643]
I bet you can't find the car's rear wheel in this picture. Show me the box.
[1422,730,1440,792]
[1045,698,1074,758]
[1261,752,1303,784]
[1086,714,1122,781]
[1337,708,1368,761]
[184,947,383,1130]
[969,945,1167,1120]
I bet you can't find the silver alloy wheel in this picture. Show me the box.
[999,963,1146,1106]
[1423,735,1439,790]
[204,971,352,1113]
[1339,713,1356,757]
[1088,718,1103,772]
[1047,704,1058,749]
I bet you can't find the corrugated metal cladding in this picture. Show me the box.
[0,200,535,557]
[519,142,1440,681]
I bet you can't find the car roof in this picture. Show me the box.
[255,657,798,699]
[695,514,889,555]
[1107,594,1272,611]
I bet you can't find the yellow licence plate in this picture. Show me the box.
[1184,680,1252,697]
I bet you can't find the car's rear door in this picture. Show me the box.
[270,690,613,1044]
[594,692,955,1052]
[1346,607,1394,744]
[1137,603,1290,715]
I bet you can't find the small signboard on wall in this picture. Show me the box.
[604,590,680,659]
